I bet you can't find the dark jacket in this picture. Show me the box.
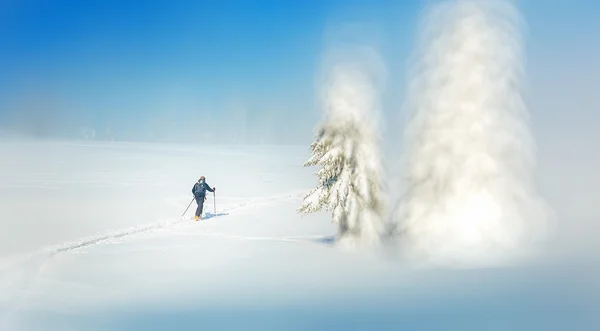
[192,180,214,198]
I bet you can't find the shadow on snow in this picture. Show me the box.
[201,212,230,220]
[311,235,336,245]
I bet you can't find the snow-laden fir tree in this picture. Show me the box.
[299,53,386,249]
[395,0,553,266]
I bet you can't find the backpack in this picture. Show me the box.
[193,181,207,197]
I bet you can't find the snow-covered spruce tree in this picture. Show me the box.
[299,56,386,249]
[394,0,553,266]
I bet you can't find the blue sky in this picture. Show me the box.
[0,0,598,144]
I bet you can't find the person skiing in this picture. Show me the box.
[191,176,215,221]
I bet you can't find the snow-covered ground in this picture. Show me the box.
[0,140,598,331]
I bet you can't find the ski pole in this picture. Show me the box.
[182,197,194,217]
[213,191,216,215]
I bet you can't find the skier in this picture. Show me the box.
[191,176,215,221]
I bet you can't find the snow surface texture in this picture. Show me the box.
[0,141,598,331]
[299,46,386,250]
[395,0,554,267]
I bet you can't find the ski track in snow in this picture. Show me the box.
[0,189,312,323]
[0,189,307,272]
[162,229,329,245]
